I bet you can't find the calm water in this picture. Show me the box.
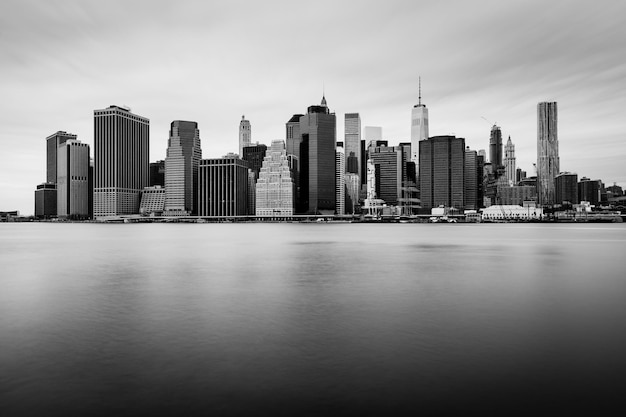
[1,223,625,415]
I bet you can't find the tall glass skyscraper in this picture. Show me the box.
[344,113,361,180]
[419,135,466,211]
[489,124,503,174]
[410,79,429,164]
[537,102,559,206]
[165,120,201,215]
[93,105,149,218]
[57,139,90,219]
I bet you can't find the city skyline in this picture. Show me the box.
[2,0,626,215]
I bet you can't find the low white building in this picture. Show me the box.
[482,204,543,220]
[140,186,165,216]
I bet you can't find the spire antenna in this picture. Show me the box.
[418,76,421,106]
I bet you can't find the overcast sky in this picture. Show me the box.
[1,0,625,215]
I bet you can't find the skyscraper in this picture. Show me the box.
[242,144,267,180]
[239,115,251,157]
[336,146,345,215]
[464,147,478,210]
[344,113,361,179]
[419,135,466,211]
[369,145,402,206]
[489,125,503,174]
[57,139,90,219]
[93,105,149,218]
[198,155,249,216]
[255,140,294,216]
[504,136,516,186]
[47,131,76,184]
[410,78,429,164]
[164,120,202,215]
[555,172,578,205]
[149,160,165,187]
[537,102,559,206]
[286,97,336,214]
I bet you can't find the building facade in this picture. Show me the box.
[139,186,165,216]
[369,145,402,206]
[242,144,267,180]
[93,105,149,218]
[464,148,478,210]
[238,116,251,157]
[164,120,201,215]
[149,160,165,187]
[578,177,601,206]
[537,102,559,206]
[336,147,345,215]
[344,113,361,179]
[255,140,294,216]
[57,139,90,218]
[504,136,516,186]
[555,172,578,206]
[34,182,57,219]
[198,156,249,216]
[410,80,429,164]
[47,131,77,184]
[489,125,503,175]
[419,135,465,211]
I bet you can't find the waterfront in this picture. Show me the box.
[1,223,625,415]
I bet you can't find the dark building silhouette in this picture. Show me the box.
[164,120,202,215]
[242,144,268,180]
[464,147,479,210]
[286,97,336,214]
[578,177,601,206]
[47,131,76,184]
[369,145,402,206]
[34,182,57,219]
[419,135,465,212]
[555,172,578,205]
[149,160,165,187]
[489,125,503,177]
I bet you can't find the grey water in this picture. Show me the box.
[1,223,625,416]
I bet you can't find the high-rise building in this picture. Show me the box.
[555,172,578,205]
[578,177,601,206]
[242,144,267,180]
[489,125,503,175]
[336,147,345,215]
[410,78,429,164]
[419,135,465,211]
[93,105,149,218]
[345,173,360,214]
[504,136,516,186]
[255,140,294,216]
[34,182,57,219]
[537,102,559,206]
[198,155,249,216]
[464,147,478,210]
[57,139,90,219]
[47,131,76,184]
[164,120,201,215]
[149,160,165,187]
[239,116,251,157]
[344,113,361,179]
[369,145,402,206]
[286,97,336,214]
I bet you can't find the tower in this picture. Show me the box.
[344,113,361,179]
[47,131,77,184]
[489,124,503,175]
[93,105,149,218]
[164,120,202,215]
[198,155,249,216]
[411,77,429,164]
[57,139,90,218]
[537,102,559,206]
[504,136,516,186]
[239,116,251,157]
[255,140,294,216]
[336,146,345,215]
[419,136,466,211]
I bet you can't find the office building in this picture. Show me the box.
[464,147,479,210]
[149,160,165,187]
[285,97,336,214]
[255,140,294,216]
[504,136,516,186]
[497,185,537,205]
[489,125,503,175]
[198,155,249,216]
[537,102,559,206]
[242,144,267,180]
[369,145,402,206]
[93,105,149,218]
[555,172,578,206]
[419,135,465,211]
[336,147,345,215]
[139,186,165,216]
[344,113,361,180]
[57,139,90,219]
[34,183,57,219]
[164,120,202,215]
[410,78,429,164]
[47,131,77,184]
[345,173,360,214]
[578,177,601,206]
[239,115,251,157]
